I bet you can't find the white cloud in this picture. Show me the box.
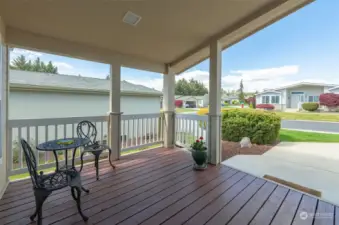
[10,49,43,61]
[126,65,301,92]
[126,77,163,91]
[53,62,74,69]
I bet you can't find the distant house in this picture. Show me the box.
[222,95,239,104]
[175,95,208,108]
[255,82,338,111]
[9,70,162,119]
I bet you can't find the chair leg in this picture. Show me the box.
[71,187,88,222]
[79,151,86,172]
[108,148,116,169]
[31,189,51,224]
[94,154,100,180]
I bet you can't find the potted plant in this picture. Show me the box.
[190,136,207,170]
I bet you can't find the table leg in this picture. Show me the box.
[65,149,68,168]
[53,151,59,171]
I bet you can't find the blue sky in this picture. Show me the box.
[10,0,339,92]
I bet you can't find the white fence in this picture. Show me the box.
[8,114,163,175]
[175,114,208,148]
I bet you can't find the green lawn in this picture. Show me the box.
[274,111,339,122]
[279,129,339,142]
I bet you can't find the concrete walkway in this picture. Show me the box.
[222,142,339,206]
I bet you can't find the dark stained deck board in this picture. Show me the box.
[313,201,335,225]
[227,181,277,225]
[249,186,289,225]
[0,147,337,225]
[291,195,318,225]
[163,172,250,225]
[1,153,191,223]
[270,190,303,225]
[204,178,266,225]
[118,169,238,225]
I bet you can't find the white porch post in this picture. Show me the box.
[0,16,9,198]
[208,40,222,165]
[108,62,122,160]
[163,67,175,148]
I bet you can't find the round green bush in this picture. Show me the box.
[222,109,281,145]
[302,102,319,111]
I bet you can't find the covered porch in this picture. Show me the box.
[0,0,320,224]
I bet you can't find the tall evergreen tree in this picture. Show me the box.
[10,55,59,74]
[238,79,245,101]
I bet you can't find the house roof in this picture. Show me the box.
[328,86,339,92]
[9,70,162,96]
[175,95,205,101]
[273,82,337,91]
[255,90,281,95]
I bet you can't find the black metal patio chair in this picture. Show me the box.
[77,120,115,180]
[21,139,88,225]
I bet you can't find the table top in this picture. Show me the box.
[36,138,90,151]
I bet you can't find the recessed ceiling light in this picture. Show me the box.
[122,11,142,26]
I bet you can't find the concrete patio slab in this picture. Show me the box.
[222,142,339,206]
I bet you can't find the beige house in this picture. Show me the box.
[256,82,337,111]
[0,0,314,215]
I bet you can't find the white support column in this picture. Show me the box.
[163,67,175,148]
[208,40,222,165]
[108,62,122,160]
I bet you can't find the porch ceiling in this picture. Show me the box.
[0,0,313,73]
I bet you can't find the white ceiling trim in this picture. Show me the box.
[6,27,166,74]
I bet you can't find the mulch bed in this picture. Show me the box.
[222,140,279,161]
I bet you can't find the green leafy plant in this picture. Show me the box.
[231,99,240,105]
[191,137,207,151]
[302,102,319,111]
[222,109,281,145]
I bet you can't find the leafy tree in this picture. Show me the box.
[238,79,245,102]
[175,78,208,96]
[10,55,58,74]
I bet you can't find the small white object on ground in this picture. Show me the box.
[240,137,252,148]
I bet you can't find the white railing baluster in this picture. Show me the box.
[18,127,22,170]
[35,126,39,166]
[7,128,13,174]
[9,114,164,175]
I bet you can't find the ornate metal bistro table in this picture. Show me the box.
[36,137,91,192]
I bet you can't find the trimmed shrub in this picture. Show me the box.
[175,100,183,108]
[256,104,274,110]
[319,93,339,108]
[222,109,281,145]
[197,107,229,116]
[302,102,319,111]
[231,99,240,105]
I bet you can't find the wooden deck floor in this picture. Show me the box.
[0,147,337,225]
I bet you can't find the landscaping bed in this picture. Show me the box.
[221,140,276,161]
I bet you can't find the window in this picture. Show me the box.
[262,96,270,104]
[271,96,280,104]
[308,96,319,102]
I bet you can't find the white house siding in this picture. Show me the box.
[255,92,283,110]
[9,91,161,119]
[287,86,324,108]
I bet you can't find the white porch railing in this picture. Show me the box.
[175,114,208,148]
[7,113,164,176]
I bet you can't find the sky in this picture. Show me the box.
[10,0,339,92]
